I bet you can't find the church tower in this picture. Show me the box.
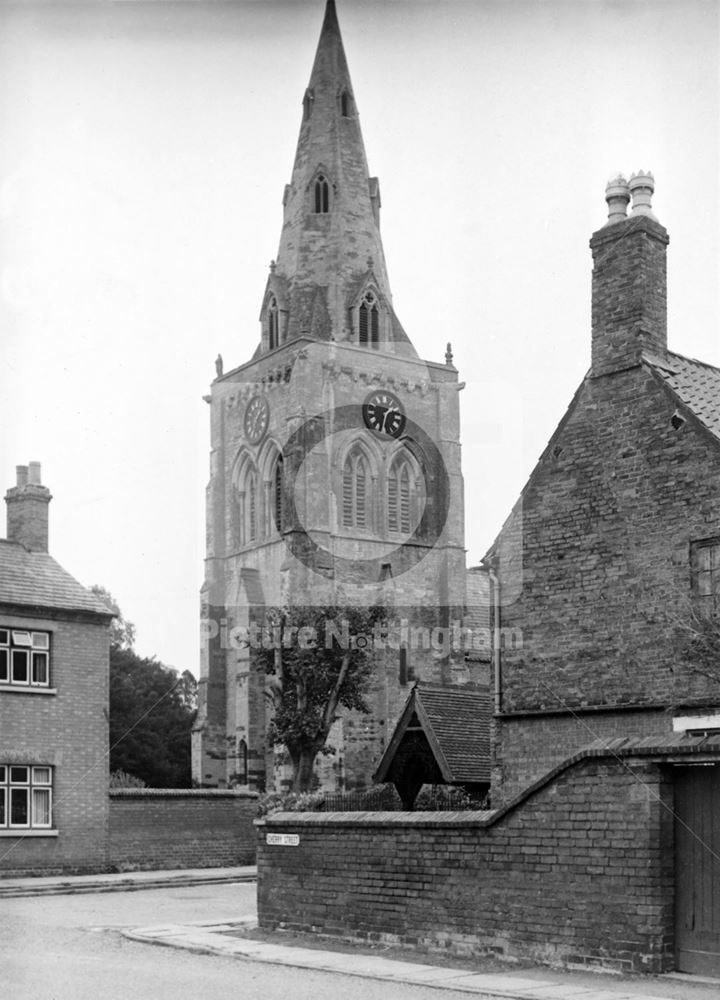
[193,0,471,792]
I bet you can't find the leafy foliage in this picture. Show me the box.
[254,603,380,791]
[109,647,197,788]
[414,784,491,811]
[109,769,146,789]
[256,790,327,816]
[90,585,136,650]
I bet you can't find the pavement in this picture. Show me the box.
[3,866,719,1000]
[0,864,256,897]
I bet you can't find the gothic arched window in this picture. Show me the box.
[234,459,260,547]
[314,174,330,214]
[247,470,258,542]
[272,455,283,534]
[340,90,353,117]
[388,453,423,535]
[359,291,380,348]
[342,449,370,529]
[268,296,279,350]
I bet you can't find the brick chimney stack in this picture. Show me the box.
[589,171,669,377]
[5,462,52,552]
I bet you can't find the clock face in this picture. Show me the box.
[362,390,406,439]
[244,395,270,445]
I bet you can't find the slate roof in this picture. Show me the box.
[0,540,112,616]
[645,350,720,443]
[374,683,492,784]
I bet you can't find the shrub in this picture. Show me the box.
[257,790,327,816]
[109,769,146,789]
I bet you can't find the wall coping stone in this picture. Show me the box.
[110,788,258,799]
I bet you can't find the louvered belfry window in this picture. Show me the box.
[268,297,279,349]
[388,469,398,531]
[388,458,415,534]
[273,457,283,533]
[342,463,353,527]
[248,472,257,542]
[359,291,379,347]
[355,458,367,527]
[342,450,369,529]
[399,465,410,533]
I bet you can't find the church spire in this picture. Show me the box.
[259,0,415,357]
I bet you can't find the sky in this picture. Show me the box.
[1,0,718,675]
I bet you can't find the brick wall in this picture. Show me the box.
[495,708,673,800]
[108,789,258,870]
[258,751,676,974]
[590,215,668,377]
[0,612,109,876]
[491,359,720,792]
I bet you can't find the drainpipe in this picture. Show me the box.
[484,559,502,715]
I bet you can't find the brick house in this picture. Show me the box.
[0,463,113,875]
[486,172,720,800]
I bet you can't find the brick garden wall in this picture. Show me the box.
[258,751,675,974]
[109,789,258,870]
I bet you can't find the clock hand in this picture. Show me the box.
[382,406,399,433]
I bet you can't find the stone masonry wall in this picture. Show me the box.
[108,789,258,870]
[197,337,467,793]
[258,753,675,973]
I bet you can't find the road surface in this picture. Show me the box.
[2,881,478,1000]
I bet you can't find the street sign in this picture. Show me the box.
[266,833,300,846]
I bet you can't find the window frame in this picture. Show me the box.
[358,291,380,348]
[313,174,330,214]
[387,451,425,537]
[267,296,280,350]
[0,764,53,830]
[0,629,51,689]
[341,447,373,532]
[272,455,284,535]
[691,537,720,616]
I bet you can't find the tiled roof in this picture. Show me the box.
[0,540,112,616]
[375,683,492,784]
[418,685,492,782]
[645,351,720,442]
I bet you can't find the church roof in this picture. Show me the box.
[645,350,720,443]
[262,0,417,356]
[374,683,492,785]
[0,539,112,617]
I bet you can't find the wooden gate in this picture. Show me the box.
[675,765,720,976]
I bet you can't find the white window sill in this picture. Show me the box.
[0,686,56,695]
[0,829,58,837]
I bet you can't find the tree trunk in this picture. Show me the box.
[292,745,319,792]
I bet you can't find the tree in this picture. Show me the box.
[674,603,720,687]
[92,585,197,787]
[255,604,380,791]
[109,648,197,787]
[90,585,136,650]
